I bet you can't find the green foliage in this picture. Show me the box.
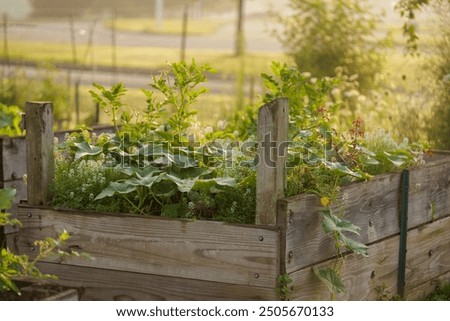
[258,62,424,298]
[0,103,23,137]
[276,0,386,92]
[1,188,81,294]
[425,1,450,149]
[90,82,127,136]
[54,60,253,223]
[0,66,70,128]
[424,282,450,300]
[276,274,293,301]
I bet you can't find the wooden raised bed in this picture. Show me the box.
[16,100,450,300]
[0,121,114,250]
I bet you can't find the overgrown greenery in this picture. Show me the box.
[0,66,71,129]
[52,60,426,298]
[275,0,387,93]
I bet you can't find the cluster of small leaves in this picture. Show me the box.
[0,103,23,137]
[0,188,80,295]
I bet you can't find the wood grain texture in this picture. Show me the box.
[289,216,450,301]
[18,206,280,288]
[281,155,450,272]
[34,262,278,300]
[405,270,450,300]
[256,98,288,226]
[25,101,54,206]
[0,137,26,183]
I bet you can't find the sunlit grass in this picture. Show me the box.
[107,18,226,36]
[4,40,289,78]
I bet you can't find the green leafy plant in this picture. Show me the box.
[258,62,424,299]
[0,188,81,295]
[0,103,23,137]
[275,0,387,92]
[276,273,293,301]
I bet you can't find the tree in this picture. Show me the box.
[276,0,386,92]
[395,0,450,54]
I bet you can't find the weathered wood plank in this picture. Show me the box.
[256,98,288,226]
[408,157,450,227]
[0,137,27,183]
[18,206,280,288]
[405,270,450,300]
[25,101,54,206]
[288,215,450,300]
[34,262,278,300]
[281,155,450,272]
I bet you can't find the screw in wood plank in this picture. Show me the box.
[288,251,294,262]
[254,273,260,279]
[27,212,32,218]
[288,209,294,224]
[11,172,17,180]
[258,236,264,242]
[30,246,35,252]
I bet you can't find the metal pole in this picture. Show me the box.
[180,0,189,62]
[155,0,164,32]
[397,169,410,298]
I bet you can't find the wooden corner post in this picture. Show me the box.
[25,101,54,206]
[256,98,289,225]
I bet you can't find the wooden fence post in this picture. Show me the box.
[25,101,54,206]
[256,98,289,225]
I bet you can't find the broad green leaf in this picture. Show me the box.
[95,181,136,200]
[138,144,169,157]
[192,177,236,193]
[383,152,408,167]
[324,161,363,178]
[0,272,20,294]
[0,188,16,210]
[74,142,103,159]
[340,234,369,257]
[161,203,185,218]
[321,209,361,235]
[126,174,162,188]
[313,267,346,294]
[165,174,196,193]
[173,153,197,168]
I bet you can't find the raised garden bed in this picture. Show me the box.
[15,100,450,300]
[0,281,79,301]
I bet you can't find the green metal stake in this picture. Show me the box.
[397,169,410,298]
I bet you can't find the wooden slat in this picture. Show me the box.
[405,270,450,300]
[33,262,278,300]
[281,155,450,272]
[0,137,27,183]
[18,206,279,288]
[256,98,289,225]
[289,215,450,300]
[408,157,450,227]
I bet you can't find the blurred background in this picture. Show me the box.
[0,0,448,149]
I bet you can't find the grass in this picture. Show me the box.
[3,40,289,78]
[106,18,226,36]
[424,283,450,301]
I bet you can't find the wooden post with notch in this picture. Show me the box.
[25,101,54,206]
[256,98,289,225]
